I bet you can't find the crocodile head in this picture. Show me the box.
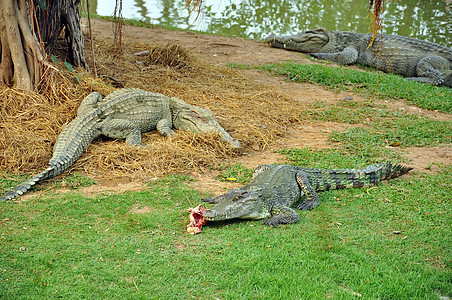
[202,188,270,221]
[170,97,240,148]
[265,28,329,53]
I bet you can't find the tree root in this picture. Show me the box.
[0,0,88,90]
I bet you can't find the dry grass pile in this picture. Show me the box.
[75,132,234,180]
[1,39,303,181]
[0,69,113,175]
[93,40,303,149]
[146,43,193,70]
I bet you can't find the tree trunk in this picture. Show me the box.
[0,0,87,90]
[36,0,88,69]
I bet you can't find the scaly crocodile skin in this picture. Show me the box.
[1,88,240,201]
[266,28,452,87]
[202,162,412,226]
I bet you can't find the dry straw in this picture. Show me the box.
[1,39,303,181]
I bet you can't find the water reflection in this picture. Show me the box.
[135,0,151,23]
[90,0,451,47]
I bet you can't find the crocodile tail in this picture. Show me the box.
[357,162,413,187]
[301,162,412,191]
[0,167,55,201]
[376,162,413,180]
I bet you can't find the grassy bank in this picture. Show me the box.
[1,22,451,298]
[228,62,452,113]
[1,171,451,299]
[2,94,452,297]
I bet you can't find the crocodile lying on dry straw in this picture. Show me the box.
[1,88,240,201]
[202,163,412,227]
[266,28,452,87]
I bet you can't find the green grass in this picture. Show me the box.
[1,96,450,297]
[244,62,452,113]
[80,13,157,29]
[0,172,95,196]
[1,21,451,298]
[0,174,30,192]
[278,98,451,168]
[299,98,407,124]
[1,170,451,299]
[280,146,401,169]
[54,172,96,190]
[331,119,451,149]
[216,162,254,184]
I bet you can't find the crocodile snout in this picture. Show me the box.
[202,209,216,220]
[264,34,276,43]
[227,138,241,149]
[218,130,240,148]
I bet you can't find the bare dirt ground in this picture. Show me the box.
[43,19,450,198]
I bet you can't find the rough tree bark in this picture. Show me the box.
[0,0,87,90]
[36,0,88,69]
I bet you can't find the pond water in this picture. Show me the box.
[86,0,452,47]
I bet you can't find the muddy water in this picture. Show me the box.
[87,0,451,47]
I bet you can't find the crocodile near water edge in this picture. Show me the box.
[266,28,452,87]
[1,88,240,201]
[202,163,412,227]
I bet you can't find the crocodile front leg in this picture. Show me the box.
[156,118,176,137]
[310,46,359,65]
[295,171,320,210]
[99,119,143,145]
[263,205,300,227]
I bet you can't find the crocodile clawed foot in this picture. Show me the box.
[263,212,299,227]
[164,131,177,138]
[297,199,320,211]
[262,218,281,227]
